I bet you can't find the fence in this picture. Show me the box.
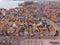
[21,39,60,45]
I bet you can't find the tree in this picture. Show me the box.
[18,3,25,7]
[18,1,33,7]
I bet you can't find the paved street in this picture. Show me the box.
[0,36,60,45]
